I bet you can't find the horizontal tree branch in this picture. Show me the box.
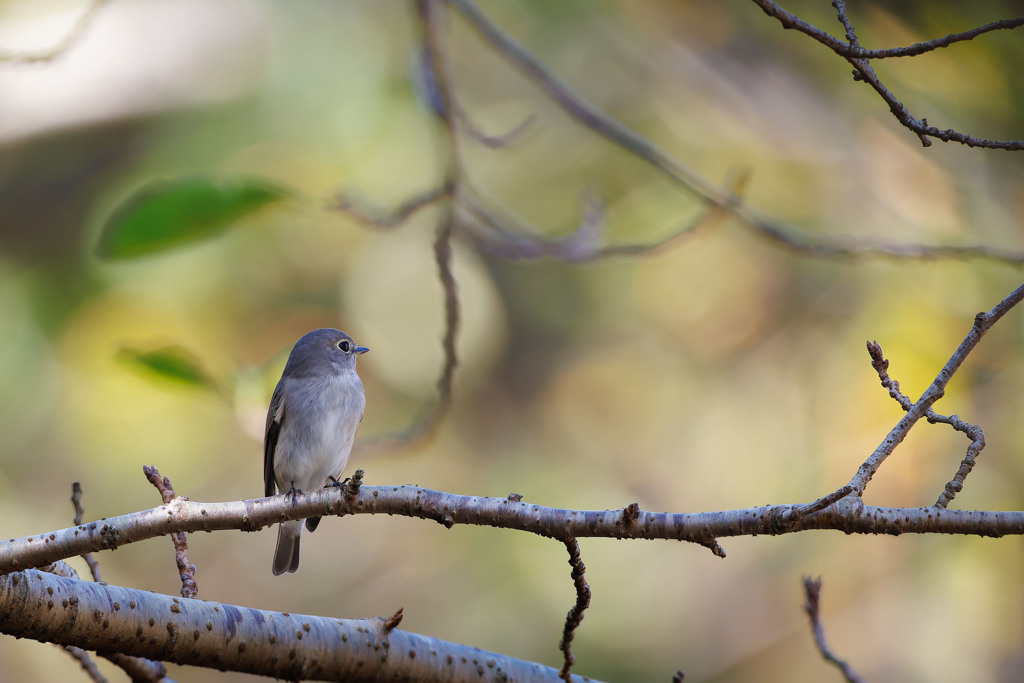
[0,569,592,683]
[3,479,1024,575]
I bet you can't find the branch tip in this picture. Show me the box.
[385,607,405,632]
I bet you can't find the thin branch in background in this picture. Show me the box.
[0,0,109,64]
[62,646,109,683]
[750,218,1024,262]
[847,283,1024,495]
[458,109,536,148]
[558,537,592,682]
[802,577,864,683]
[142,465,198,599]
[353,0,463,457]
[419,0,461,168]
[447,0,1024,260]
[331,184,452,229]
[355,209,461,458]
[751,0,1024,150]
[433,213,460,419]
[71,482,102,582]
[865,341,986,509]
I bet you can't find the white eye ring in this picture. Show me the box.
[337,340,351,352]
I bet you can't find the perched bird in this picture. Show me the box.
[264,328,368,575]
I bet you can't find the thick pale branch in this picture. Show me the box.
[0,570,592,683]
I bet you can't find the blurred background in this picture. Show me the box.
[2,0,1024,680]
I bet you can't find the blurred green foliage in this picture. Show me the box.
[96,177,288,259]
[1,1,1024,681]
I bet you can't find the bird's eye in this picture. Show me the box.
[337,340,351,352]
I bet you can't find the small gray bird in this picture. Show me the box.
[264,328,368,575]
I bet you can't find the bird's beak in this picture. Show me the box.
[355,346,369,355]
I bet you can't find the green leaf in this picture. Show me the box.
[97,177,288,259]
[119,345,217,391]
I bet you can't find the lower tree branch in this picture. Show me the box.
[0,570,596,683]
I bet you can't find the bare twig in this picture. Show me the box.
[846,283,1024,495]
[558,538,592,682]
[865,341,986,508]
[802,577,864,683]
[753,1,1024,60]
[384,607,405,632]
[791,485,855,521]
[433,213,459,418]
[351,0,463,457]
[71,483,102,582]
[331,184,452,229]
[459,110,536,148]
[142,466,198,599]
[0,0,109,64]
[752,0,1024,149]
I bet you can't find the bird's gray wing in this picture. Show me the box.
[264,383,285,498]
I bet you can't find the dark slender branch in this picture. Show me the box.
[558,538,592,682]
[802,577,864,683]
[142,466,198,599]
[751,0,1024,149]
[752,0,1024,60]
[433,212,460,416]
[71,483,102,582]
[831,1,860,50]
